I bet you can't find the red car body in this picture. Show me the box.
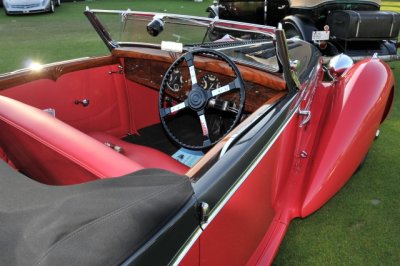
[180,57,394,265]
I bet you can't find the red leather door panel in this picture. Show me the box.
[1,64,130,137]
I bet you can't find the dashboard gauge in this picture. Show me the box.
[167,68,184,92]
[201,73,221,90]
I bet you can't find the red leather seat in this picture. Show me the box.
[88,132,188,175]
[0,96,187,185]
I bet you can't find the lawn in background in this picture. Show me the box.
[0,0,213,73]
[0,0,399,264]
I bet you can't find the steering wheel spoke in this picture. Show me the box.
[197,111,213,147]
[184,53,198,85]
[160,100,188,118]
[198,111,210,137]
[211,78,241,97]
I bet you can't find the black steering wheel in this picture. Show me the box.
[159,49,245,150]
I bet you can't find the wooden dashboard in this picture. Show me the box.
[113,47,286,113]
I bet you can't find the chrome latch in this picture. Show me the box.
[74,99,90,107]
[108,64,124,74]
[198,202,210,226]
[298,109,311,126]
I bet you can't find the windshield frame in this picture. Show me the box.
[84,8,303,93]
[84,8,276,51]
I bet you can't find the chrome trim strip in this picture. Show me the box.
[219,133,238,158]
[0,57,92,77]
[171,100,299,265]
[389,12,394,37]
[322,54,400,64]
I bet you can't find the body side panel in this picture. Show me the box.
[198,134,281,265]
[301,59,394,216]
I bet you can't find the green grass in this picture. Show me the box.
[0,0,399,264]
[0,0,213,73]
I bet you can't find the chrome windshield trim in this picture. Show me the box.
[86,7,276,36]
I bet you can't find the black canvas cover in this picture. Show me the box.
[327,10,400,40]
[0,161,193,265]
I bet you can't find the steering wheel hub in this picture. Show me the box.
[188,88,208,111]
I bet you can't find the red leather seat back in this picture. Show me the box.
[0,96,143,185]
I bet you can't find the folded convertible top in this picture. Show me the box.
[0,161,193,265]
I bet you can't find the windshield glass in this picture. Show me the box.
[93,11,274,45]
[89,10,279,71]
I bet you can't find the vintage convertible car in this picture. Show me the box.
[0,8,395,265]
[207,0,400,59]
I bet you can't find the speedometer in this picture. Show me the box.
[167,68,184,92]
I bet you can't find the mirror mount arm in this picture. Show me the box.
[275,27,298,93]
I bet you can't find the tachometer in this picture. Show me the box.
[201,73,221,90]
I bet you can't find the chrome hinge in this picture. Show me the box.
[298,109,311,127]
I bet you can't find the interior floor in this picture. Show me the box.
[123,123,180,156]
[123,109,240,155]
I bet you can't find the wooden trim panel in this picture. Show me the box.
[117,47,287,113]
[113,47,286,91]
[124,57,280,113]
[0,56,119,90]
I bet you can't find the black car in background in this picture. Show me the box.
[207,0,399,58]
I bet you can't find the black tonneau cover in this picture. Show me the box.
[0,162,193,265]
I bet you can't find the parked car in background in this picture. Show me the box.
[207,0,400,59]
[2,0,60,15]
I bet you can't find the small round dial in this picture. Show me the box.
[201,73,221,90]
[167,68,184,92]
